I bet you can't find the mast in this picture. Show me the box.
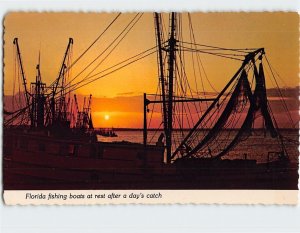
[13,38,32,122]
[51,38,73,124]
[53,38,73,97]
[153,12,177,163]
[25,49,47,128]
[74,94,80,128]
[154,13,168,143]
[85,94,92,128]
[143,93,148,146]
[33,63,46,127]
[165,12,177,163]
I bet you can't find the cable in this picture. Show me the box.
[65,13,142,90]
[265,56,295,128]
[65,49,157,95]
[181,40,258,53]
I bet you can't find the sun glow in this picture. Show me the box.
[104,114,110,120]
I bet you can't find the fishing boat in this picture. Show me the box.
[3,13,298,190]
[95,128,118,137]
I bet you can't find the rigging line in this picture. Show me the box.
[196,82,248,157]
[187,48,250,51]
[148,122,163,143]
[17,65,22,110]
[156,52,167,121]
[263,62,278,90]
[173,103,184,140]
[179,95,194,131]
[178,13,185,97]
[177,23,185,96]
[153,14,164,96]
[266,99,287,153]
[66,49,156,94]
[175,53,202,121]
[146,93,216,100]
[4,106,28,126]
[43,46,158,101]
[65,13,142,90]
[188,18,201,102]
[173,116,185,150]
[188,41,209,118]
[173,71,194,131]
[179,47,244,61]
[181,46,246,57]
[174,63,196,130]
[195,78,237,130]
[176,47,186,95]
[221,112,241,148]
[161,14,167,42]
[186,29,203,115]
[174,63,197,130]
[147,84,160,129]
[205,124,228,157]
[16,54,25,111]
[180,46,198,118]
[75,13,144,88]
[265,56,294,127]
[66,13,121,72]
[267,102,285,149]
[48,13,122,88]
[16,68,22,110]
[190,33,211,113]
[263,57,292,113]
[189,76,238,143]
[12,46,17,113]
[190,100,229,146]
[65,50,157,95]
[187,13,219,95]
[264,56,288,87]
[68,47,73,101]
[8,50,156,124]
[196,69,235,134]
[181,41,258,53]
[55,47,157,95]
[10,48,24,122]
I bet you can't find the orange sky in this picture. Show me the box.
[3,12,299,128]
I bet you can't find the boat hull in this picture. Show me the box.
[3,129,298,190]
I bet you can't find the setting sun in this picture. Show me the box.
[104,114,110,121]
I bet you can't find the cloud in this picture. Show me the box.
[116,92,136,96]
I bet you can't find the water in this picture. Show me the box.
[97,129,299,164]
[97,130,161,144]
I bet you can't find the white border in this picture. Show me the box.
[0,0,299,12]
[3,190,298,205]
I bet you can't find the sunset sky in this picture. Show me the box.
[3,12,299,128]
